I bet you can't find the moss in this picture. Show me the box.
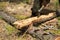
[0,17,16,34]
[57,17,60,25]
[58,20,60,23]
[13,15,28,20]
[0,16,2,19]
[0,2,9,10]
[5,23,18,35]
[58,17,60,20]
[0,18,19,35]
[54,0,59,9]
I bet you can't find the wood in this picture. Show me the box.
[55,37,60,40]
[0,11,17,25]
[13,17,38,29]
[0,10,60,29]
[40,9,56,13]
[13,13,57,29]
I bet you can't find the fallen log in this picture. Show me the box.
[13,13,57,29]
[0,11,17,25]
[0,10,60,29]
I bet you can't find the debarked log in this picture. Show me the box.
[13,12,57,29]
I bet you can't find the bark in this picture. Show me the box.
[0,9,55,25]
[28,27,60,40]
[40,9,56,14]
[28,30,55,40]
[0,11,17,25]
[0,10,60,29]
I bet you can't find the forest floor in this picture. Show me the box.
[0,1,60,40]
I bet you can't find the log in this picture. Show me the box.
[13,13,57,29]
[27,27,60,40]
[0,9,60,29]
[28,29,55,40]
[0,11,17,25]
[40,9,60,17]
[55,37,60,40]
[40,9,56,14]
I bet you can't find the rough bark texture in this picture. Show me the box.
[0,11,17,25]
[28,29,55,40]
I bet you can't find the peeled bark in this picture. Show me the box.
[0,10,60,29]
[13,13,57,29]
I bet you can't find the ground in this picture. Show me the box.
[0,0,60,40]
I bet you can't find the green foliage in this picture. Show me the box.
[24,0,30,3]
